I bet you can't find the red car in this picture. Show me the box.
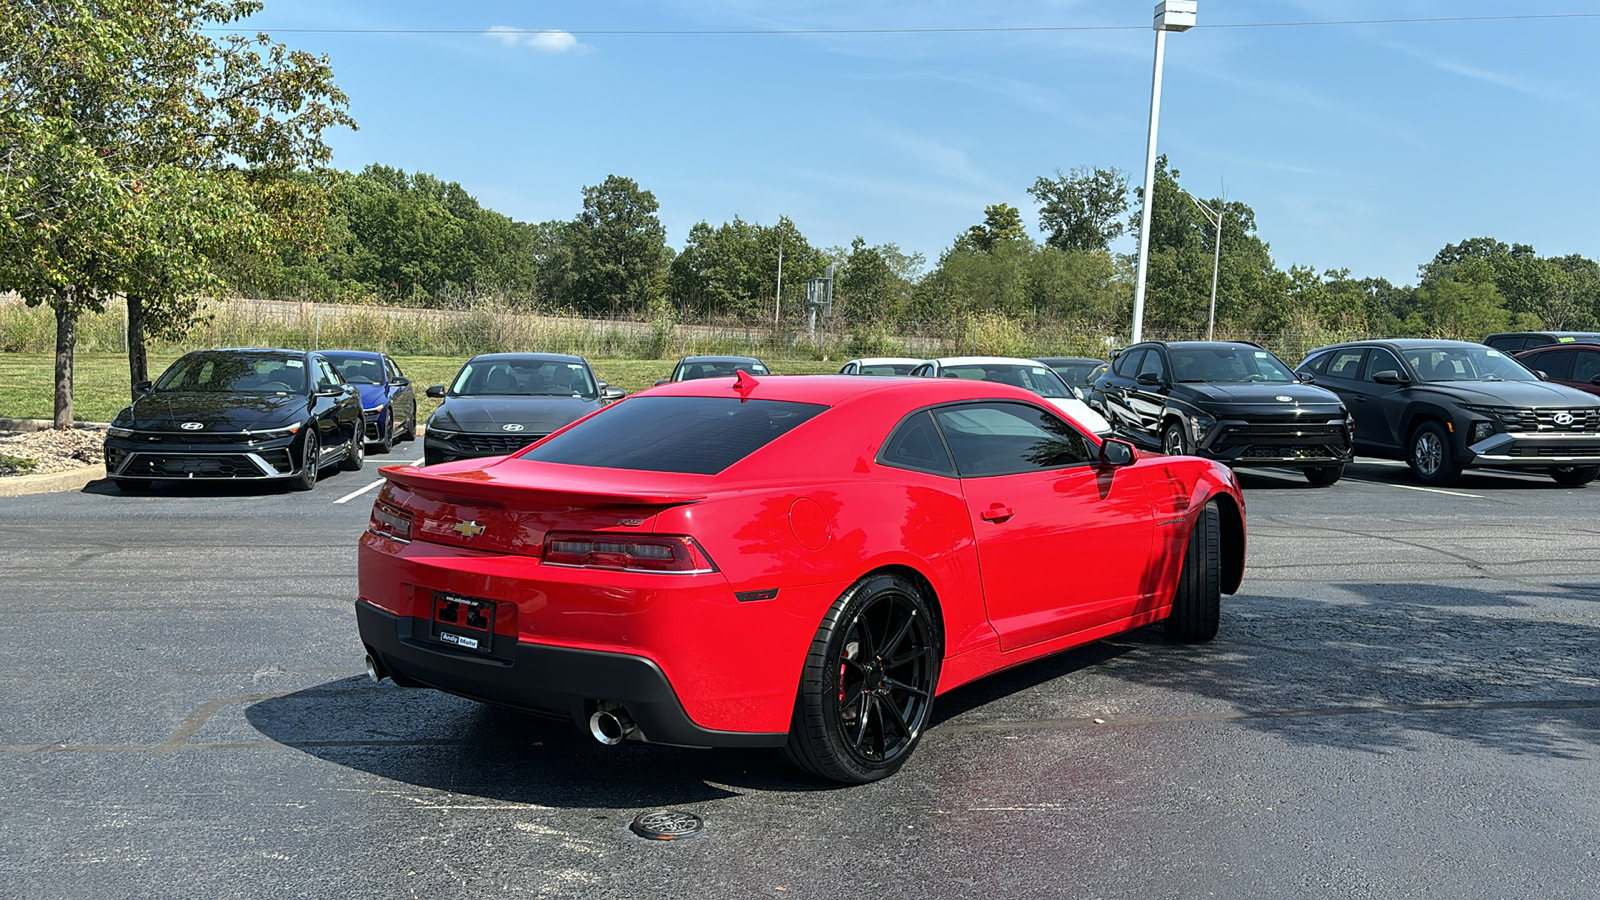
[356,374,1246,783]
[1515,342,1600,399]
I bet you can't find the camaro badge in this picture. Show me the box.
[180,422,204,430]
[502,423,525,432]
[453,520,486,538]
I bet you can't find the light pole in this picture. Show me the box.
[1180,186,1222,341]
[1131,0,1196,344]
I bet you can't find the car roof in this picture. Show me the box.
[678,355,766,364]
[204,347,305,357]
[1035,356,1105,364]
[465,352,587,364]
[641,373,1053,409]
[1487,331,1600,338]
[849,357,926,366]
[1518,342,1600,352]
[931,356,1055,367]
[1150,341,1265,351]
[319,349,385,360]
[1313,338,1489,351]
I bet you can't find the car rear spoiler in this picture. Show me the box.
[378,463,707,508]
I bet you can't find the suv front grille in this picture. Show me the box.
[123,452,267,478]
[1473,407,1600,433]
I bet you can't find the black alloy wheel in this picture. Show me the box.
[1551,465,1600,486]
[1162,421,1192,456]
[292,429,319,491]
[1304,465,1344,486]
[371,406,393,454]
[1166,501,1222,641]
[340,422,365,471]
[785,572,939,784]
[1408,421,1461,485]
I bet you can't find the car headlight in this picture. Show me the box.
[427,427,457,438]
[1470,421,1495,442]
[1187,414,1216,443]
[247,423,303,438]
[363,404,385,413]
[106,426,134,438]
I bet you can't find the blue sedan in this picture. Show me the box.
[323,351,419,453]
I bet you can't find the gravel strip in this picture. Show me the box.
[0,428,104,476]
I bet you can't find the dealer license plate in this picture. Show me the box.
[431,592,495,653]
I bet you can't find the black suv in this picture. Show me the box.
[1298,339,1600,485]
[1091,341,1353,485]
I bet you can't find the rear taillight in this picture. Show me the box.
[543,532,717,574]
[369,499,414,541]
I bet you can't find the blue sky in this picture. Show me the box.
[245,1,1599,286]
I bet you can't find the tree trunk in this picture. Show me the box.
[127,292,149,399]
[53,291,76,430]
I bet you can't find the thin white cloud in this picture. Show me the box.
[486,26,586,53]
[1382,41,1583,107]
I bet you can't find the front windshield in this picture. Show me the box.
[940,364,1072,399]
[1170,347,1296,384]
[324,354,384,385]
[153,353,306,393]
[859,363,918,376]
[1404,346,1537,383]
[677,359,770,381]
[450,359,597,397]
[1047,363,1099,386]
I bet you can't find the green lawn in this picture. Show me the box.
[0,353,843,423]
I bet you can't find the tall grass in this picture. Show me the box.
[0,293,1374,364]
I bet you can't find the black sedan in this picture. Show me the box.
[1093,341,1353,485]
[1298,339,1600,485]
[423,353,625,466]
[104,348,365,492]
[657,355,770,386]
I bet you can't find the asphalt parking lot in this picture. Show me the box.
[2,453,1598,899]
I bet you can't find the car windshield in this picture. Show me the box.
[677,359,770,380]
[450,359,597,398]
[1170,347,1296,383]
[1404,347,1537,383]
[859,363,918,376]
[153,353,306,393]
[940,364,1071,398]
[1046,363,1100,386]
[324,354,384,385]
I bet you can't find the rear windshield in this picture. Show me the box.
[519,396,826,475]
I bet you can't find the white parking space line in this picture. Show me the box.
[410,457,424,465]
[333,479,385,505]
[1344,479,1484,499]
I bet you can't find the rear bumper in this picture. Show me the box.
[356,601,787,748]
[1465,432,1600,468]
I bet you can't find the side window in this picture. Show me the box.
[386,358,404,381]
[839,363,855,374]
[1112,349,1145,377]
[1136,350,1167,382]
[931,402,1094,478]
[1529,350,1574,381]
[1485,336,1523,352]
[878,410,956,476]
[1363,349,1404,382]
[1572,350,1600,383]
[314,359,338,389]
[1301,350,1334,375]
[910,364,933,377]
[1324,349,1367,380]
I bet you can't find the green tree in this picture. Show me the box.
[962,203,1029,253]
[1028,166,1130,252]
[667,215,824,320]
[570,175,669,316]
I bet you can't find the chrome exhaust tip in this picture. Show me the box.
[364,653,384,683]
[589,707,636,745]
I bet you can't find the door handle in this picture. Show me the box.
[980,505,1014,523]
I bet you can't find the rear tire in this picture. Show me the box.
[1551,465,1600,486]
[1407,421,1462,485]
[292,430,319,492]
[1166,501,1221,641]
[783,572,940,784]
[1304,465,1344,486]
[402,408,417,442]
[371,407,393,454]
[340,423,365,471]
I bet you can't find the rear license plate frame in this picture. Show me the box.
[430,591,495,654]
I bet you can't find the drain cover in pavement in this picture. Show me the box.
[630,810,705,840]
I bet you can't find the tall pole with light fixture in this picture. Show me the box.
[1131,0,1196,344]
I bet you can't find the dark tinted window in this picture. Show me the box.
[154,352,307,393]
[1527,349,1575,381]
[1046,363,1101,386]
[1112,349,1145,376]
[452,358,597,398]
[932,402,1093,478]
[879,410,955,475]
[519,396,825,475]
[1324,349,1367,380]
[1574,350,1600,383]
[1484,335,1527,352]
[859,363,917,376]
[324,353,384,385]
[1136,349,1167,381]
[1300,350,1334,375]
[1170,346,1295,383]
[1363,349,1405,382]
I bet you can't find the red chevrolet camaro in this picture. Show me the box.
[356,373,1246,783]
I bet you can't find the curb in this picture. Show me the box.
[0,418,109,432]
[0,464,105,497]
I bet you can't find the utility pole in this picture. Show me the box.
[1181,187,1223,341]
[774,236,784,325]
[1132,0,1197,344]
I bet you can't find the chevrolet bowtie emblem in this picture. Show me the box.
[453,520,486,538]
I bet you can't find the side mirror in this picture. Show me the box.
[1590,374,1600,386]
[653,379,670,387]
[1536,371,1550,381]
[1297,371,1317,384]
[1135,372,1164,387]
[1071,386,1085,400]
[316,385,343,396]
[393,376,410,386]
[1099,438,1136,468]
[426,384,446,398]
[132,381,154,397]
[1371,370,1406,385]
[602,386,626,402]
